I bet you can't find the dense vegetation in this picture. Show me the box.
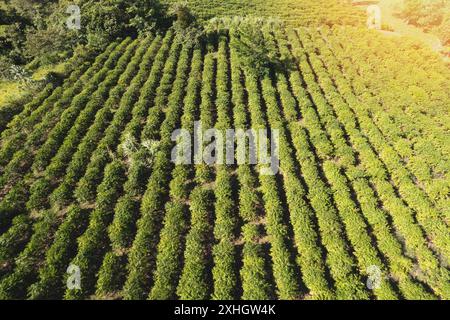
[1,0,364,74]
[163,0,366,27]
[0,0,167,79]
[0,1,448,301]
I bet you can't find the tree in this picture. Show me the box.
[399,0,450,47]
[169,2,203,48]
[81,0,167,47]
[170,1,195,29]
[231,19,285,79]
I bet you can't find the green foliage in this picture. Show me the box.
[231,20,283,79]
[0,215,31,274]
[0,14,449,301]
[170,1,196,29]
[0,210,60,299]
[162,0,365,27]
[177,188,214,300]
[28,205,89,299]
[64,160,126,300]
[123,42,191,300]
[81,0,164,48]
[240,224,273,300]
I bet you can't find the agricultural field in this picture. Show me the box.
[162,0,366,27]
[0,1,449,301]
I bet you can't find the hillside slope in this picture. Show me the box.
[0,23,449,300]
[162,0,366,27]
